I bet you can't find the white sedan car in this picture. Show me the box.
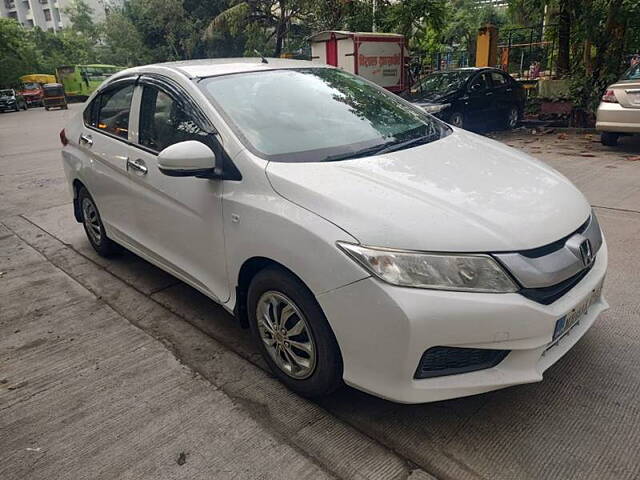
[61,59,608,404]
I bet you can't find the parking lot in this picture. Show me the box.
[2,104,640,480]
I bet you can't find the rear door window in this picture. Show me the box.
[90,84,134,139]
[490,72,509,87]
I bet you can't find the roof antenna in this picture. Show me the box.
[254,49,268,64]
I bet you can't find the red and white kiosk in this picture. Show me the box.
[309,31,406,93]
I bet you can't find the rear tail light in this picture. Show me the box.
[59,128,68,146]
[602,89,618,103]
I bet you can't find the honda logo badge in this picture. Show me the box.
[579,239,594,267]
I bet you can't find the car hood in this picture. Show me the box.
[0,95,15,100]
[265,129,591,252]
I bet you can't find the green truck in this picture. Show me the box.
[56,64,124,101]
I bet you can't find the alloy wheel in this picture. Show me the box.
[81,197,102,245]
[449,112,464,128]
[256,291,317,379]
[507,107,519,129]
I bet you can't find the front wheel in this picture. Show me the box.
[601,132,619,146]
[247,267,343,398]
[448,111,465,129]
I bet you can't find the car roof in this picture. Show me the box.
[126,58,324,80]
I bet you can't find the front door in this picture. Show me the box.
[125,81,229,302]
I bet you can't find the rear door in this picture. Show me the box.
[124,77,229,302]
[79,79,138,242]
[488,70,511,115]
[465,72,493,124]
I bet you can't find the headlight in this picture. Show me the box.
[420,103,450,114]
[337,242,517,293]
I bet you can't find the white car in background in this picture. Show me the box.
[60,59,608,404]
[597,63,640,146]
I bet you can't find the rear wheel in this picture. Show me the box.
[505,106,519,129]
[78,187,119,257]
[601,132,619,146]
[247,267,343,398]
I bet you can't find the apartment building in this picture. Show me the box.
[0,0,106,32]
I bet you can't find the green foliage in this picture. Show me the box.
[0,18,40,86]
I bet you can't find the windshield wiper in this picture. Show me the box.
[374,132,440,155]
[322,142,395,162]
[322,130,440,162]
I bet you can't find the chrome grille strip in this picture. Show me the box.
[494,212,602,289]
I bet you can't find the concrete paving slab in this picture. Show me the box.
[3,216,424,480]
[0,229,339,480]
[24,204,179,294]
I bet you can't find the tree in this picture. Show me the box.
[0,18,40,86]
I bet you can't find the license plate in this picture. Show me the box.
[552,281,603,343]
[629,91,640,105]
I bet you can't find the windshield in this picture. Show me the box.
[622,64,640,81]
[23,83,40,90]
[199,68,447,162]
[0,89,14,96]
[413,71,473,98]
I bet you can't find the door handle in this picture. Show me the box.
[79,133,93,146]
[486,92,494,96]
[127,158,148,175]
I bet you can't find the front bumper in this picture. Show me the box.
[317,241,608,404]
[596,102,640,133]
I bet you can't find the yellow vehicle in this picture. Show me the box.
[18,74,57,107]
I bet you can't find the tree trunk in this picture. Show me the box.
[274,0,287,57]
[572,0,626,125]
[556,0,571,77]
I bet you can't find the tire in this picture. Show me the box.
[77,187,119,257]
[601,132,619,146]
[505,105,519,129]
[247,267,343,398]
[448,111,465,129]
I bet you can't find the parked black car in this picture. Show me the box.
[408,68,525,130]
[0,89,28,112]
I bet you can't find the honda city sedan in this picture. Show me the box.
[408,67,525,130]
[60,58,607,403]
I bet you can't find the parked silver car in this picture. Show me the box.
[596,63,640,146]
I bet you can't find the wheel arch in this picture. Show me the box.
[234,256,314,328]
[72,179,87,222]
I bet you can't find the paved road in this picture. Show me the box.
[1,104,639,480]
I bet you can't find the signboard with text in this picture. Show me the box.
[356,39,404,90]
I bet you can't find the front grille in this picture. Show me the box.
[414,346,509,379]
[518,217,590,259]
[519,264,592,305]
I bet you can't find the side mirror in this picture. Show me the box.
[470,83,481,92]
[157,140,222,179]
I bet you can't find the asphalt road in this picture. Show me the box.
[1,104,640,480]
